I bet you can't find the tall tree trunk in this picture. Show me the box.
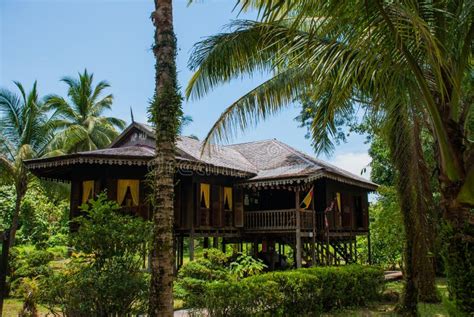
[411,116,439,303]
[387,104,419,316]
[437,103,474,314]
[0,181,27,317]
[148,0,182,316]
[440,188,473,314]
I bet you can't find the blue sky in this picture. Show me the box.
[0,0,371,178]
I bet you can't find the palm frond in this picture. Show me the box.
[201,66,313,152]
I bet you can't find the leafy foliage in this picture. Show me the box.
[39,194,151,316]
[185,264,384,316]
[0,184,68,247]
[8,246,53,298]
[45,69,126,154]
[360,187,404,269]
[229,253,267,279]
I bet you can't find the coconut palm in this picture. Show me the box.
[148,0,183,315]
[186,1,473,313]
[0,81,56,314]
[45,70,126,154]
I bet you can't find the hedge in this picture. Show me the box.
[189,265,384,316]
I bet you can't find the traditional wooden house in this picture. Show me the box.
[25,122,377,268]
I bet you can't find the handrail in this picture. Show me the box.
[244,209,316,231]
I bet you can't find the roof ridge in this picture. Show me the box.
[269,139,318,167]
[226,138,277,147]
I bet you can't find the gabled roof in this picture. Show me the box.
[25,122,377,190]
[228,139,377,189]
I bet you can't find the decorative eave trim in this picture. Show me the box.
[26,156,254,179]
[25,156,150,169]
[238,170,378,191]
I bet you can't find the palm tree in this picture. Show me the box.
[0,81,55,314]
[148,0,183,315]
[186,2,473,313]
[45,70,126,154]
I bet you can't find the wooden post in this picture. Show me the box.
[213,237,219,249]
[295,189,302,268]
[189,233,195,261]
[203,237,209,249]
[367,229,372,265]
[173,237,177,276]
[311,190,316,266]
[354,238,358,263]
[179,236,184,268]
[221,238,226,253]
[0,230,10,316]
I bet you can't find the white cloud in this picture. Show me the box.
[331,152,372,180]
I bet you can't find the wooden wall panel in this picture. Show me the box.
[234,187,244,227]
[174,182,182,227]
[211,185,223,227]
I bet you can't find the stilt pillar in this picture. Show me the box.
[189,233,195,261]
[295,189,302,268]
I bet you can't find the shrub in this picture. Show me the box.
[252,270,323,314]
[39,194,151,316]
[301,265,385,310]
[192,264,384,316]
[204,279,282,317]
[8,246,54,296]
[229,254,267,279]
[175,252,231,308]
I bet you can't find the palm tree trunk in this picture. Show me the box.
[149,0,182,315]
[387,104,419,316]
[412,116,439,303]
[440,191,473,314]
[436,103,474,314]
[0,182,27,317]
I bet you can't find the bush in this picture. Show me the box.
[8,246,54,296]
[249,270,322,315]
[39,194,151,316]
[191,264,384,316]
[175,251,231,308]
[204,279,282,316]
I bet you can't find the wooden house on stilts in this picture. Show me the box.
[25,122,377,269]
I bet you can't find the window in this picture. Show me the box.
[200,183,210,209]
[117,179,140,207]
[224,187,233,210]
[82,180,94,204]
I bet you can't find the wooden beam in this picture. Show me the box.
[295,189,302,268]
[189,232,195,261]
[311,190,316,266]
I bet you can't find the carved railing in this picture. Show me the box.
[244,209,316,231]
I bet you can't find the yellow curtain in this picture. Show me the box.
[82,180,94,203]
[336,192,341,212]
[117,179,140,206]
[200,183,210,209]
[301,187,314,209]
[224,187,233,210]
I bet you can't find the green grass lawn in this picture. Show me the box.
[3,299,51,317]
